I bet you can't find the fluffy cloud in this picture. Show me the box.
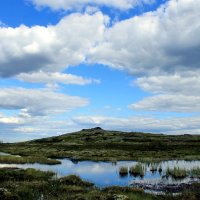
[16,71,100,85]
[89,0,200,75]
[1,0,199,77]
[30,0,155,11]
[0,114,21,125]
[0,88,89,116]
[130,94,200,113]
[130,73,200,113]
[72,115,200,134]
[82,0,200,114]
[0,12,108,77]
[135,74,200,95]
[0,111,80,142]
[3,113,200,142]
[1,0,200,141]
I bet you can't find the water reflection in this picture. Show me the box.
[0,156,199,187]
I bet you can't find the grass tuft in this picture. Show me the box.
[166,167,187,179]
[119,167,128,176]
[129,163,145,177]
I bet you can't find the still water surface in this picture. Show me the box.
[0,156,200,187]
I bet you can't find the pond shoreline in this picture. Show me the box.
[1,167,200,200]
[1,129,200,199]
[1,152,200,191]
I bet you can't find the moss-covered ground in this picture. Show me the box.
[0,128,200,199]
[0,127,199,163]
[0,168,200,200]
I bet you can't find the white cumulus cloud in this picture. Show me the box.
[16,71,100,85]
[0,88,89,116]
[72,115,200,134]
[130,95,200,113]
[0,114,21,125]
[30,0,155,11]
[89,0,200,76]
[0,12,108,77]
[135,74,200,95]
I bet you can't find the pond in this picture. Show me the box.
[0,155,200,189]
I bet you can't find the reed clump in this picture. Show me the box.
[119,167,128,176]
[190,167,200,178]
[166,167,187,179]
[129,163,145,177]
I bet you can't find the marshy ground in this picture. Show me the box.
[0,127,200,163]
[0,128,200,199]
[0,167,200,200]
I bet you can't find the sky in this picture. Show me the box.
[0,0,200,142]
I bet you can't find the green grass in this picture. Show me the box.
[59,174,94,187]
[0,155,61,165]
[1,167,200,200]
[190,167,200,178]
[0,127,199,199]
[0,167,55,182]
[0,128,200,199]
[166,167,200,179]
[1,127,200,164]
[0,168,154,200]
[129,163,145,177]
[166,167,187,179]
[119,166,129,176]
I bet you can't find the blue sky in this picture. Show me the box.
[0,0,200,142]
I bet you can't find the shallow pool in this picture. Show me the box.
[0,156,200,187]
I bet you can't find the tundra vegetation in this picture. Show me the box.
[119,167,129,176]
[129,163,145,177]
[0,128,199,163]
[0,168,200,200]
[0,128,200,199]
[165,167,200,179]
[166,167,187,179]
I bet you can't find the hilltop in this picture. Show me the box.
[31,127,164,144]
[0,128,200,163]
